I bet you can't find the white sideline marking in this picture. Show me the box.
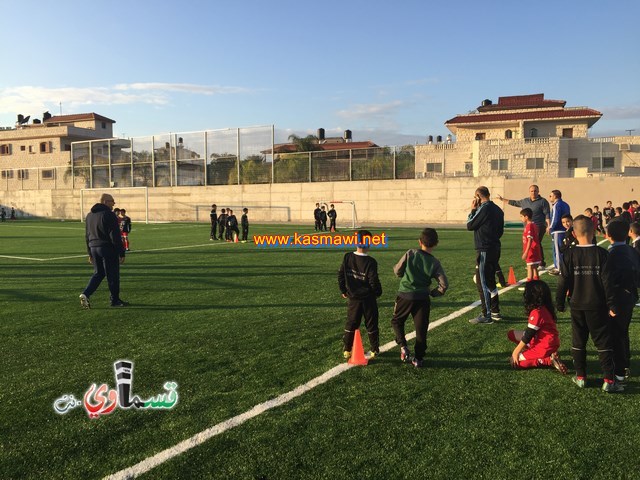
[0,243,227,262]
[103,280,523,480]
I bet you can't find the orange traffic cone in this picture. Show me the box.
[507,266,517,285]
[234,233,239,243]
[348,330,368,366]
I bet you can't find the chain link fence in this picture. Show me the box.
[2,127,416,191]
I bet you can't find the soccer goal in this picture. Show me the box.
[318,200,360,230]
[80,187,149,223]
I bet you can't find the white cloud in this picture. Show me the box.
[600,105,640,120]
[0,83,253,115]
[336,100,405,120]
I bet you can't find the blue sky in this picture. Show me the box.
[1,0,639,145]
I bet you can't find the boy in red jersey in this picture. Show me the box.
[520,208,541,282]
[508,280,566,372]
[118,209,132,251]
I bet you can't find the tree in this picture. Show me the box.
[288,134,319,152]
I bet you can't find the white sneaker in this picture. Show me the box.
[79,293,91,309]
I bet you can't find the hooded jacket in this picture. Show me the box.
[85,203,125,257]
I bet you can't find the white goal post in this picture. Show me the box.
[80,187,149,224]
[318,200,360,230]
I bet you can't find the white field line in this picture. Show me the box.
[0,243,227,262]
[103,276,528,480]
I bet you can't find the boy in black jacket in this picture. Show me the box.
[602,220,640,382]
[556,215,620,392]
[338,230,383,359]
[241,208,249,242]
[217,208,227,240]
[391,228,448,367]
[466,186,504,324]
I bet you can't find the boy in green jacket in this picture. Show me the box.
[392,228,448,367]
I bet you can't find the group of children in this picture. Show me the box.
[209,204,249,243]
[314,203,337,232]
[513,207,640,392]
[113,208,131,251]
[338,228,448,368]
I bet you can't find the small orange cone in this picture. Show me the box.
[348,330,368,366]
[507,266,517,285]
[234,233,239,243]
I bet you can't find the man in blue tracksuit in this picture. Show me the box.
[467,186,504,324]
[548,189,571,275]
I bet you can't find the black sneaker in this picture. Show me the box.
[111,300,129,307]
[412,358,424,368]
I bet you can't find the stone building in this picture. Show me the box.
[0,113,115,188]
[415,94,640,179]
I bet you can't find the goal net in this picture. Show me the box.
[80,187,149,223]
[318,200,360,230]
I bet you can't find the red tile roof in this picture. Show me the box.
[446,108,602,126]
[44,113,116,124]
[270,141,378,154]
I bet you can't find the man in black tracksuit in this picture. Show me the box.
[467,186,504,324]
[79,193,127,308]
[338,230,383,357]
[217,208,227,240]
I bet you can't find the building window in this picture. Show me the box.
[464,162,473,173]
[475,132,486,140]
[101,122,107,129]
[530,128,538,138]
[20,145,26,151]
[41,169,55,179]
[568,158,578,169]
[562,128,573,138]
[1,170,14,179]
[526,157,544,169]
[40,142,51,153]
[505,129,513,139]
[29,145,34,153]
[591,157,615,169]
[0,144,11,155]
[64,144,71,151]
[17,169,29,180]
[490,159,509,171]
[426,163,443,173]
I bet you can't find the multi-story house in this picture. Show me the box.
[415,94,640,178]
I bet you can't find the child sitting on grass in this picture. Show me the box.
[508,280,567,373]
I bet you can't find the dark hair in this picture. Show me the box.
[120,209,126,214]
[221,208,226,213]
[584,207,593,215]
[476,186,490,198]
[607,219,630,242]
[631,222,640,236]
[572,215,593,237]
[561,213,573,221]
[523,280,556,321]
[212,204,216,208]
[623,202,630,210]
[243,207,248,213]
[356,230,373,247]
[420,228,438,248]
[551,189,562,198]
[520,208,533,219]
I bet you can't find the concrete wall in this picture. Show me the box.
[1,176,637,226]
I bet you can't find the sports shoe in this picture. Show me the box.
[602,380,624,393]
[572,376,586,388]
[400,346,412,363]
[625,368,631,380]
[550,352,568,375]
[412,358,424,368]
[496,281,504,289]
[367,350,379,360]
[469,315,493,325]
[491,312,502,322]
[110,300,129,307]
[547,268,560,276]
[79,293,91,309]
[343,350,351,360]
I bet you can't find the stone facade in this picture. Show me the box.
[415,94,640,179]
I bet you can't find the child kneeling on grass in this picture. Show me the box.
[508,280,567,373]
[338,230,382,359]
[391,227,448,368]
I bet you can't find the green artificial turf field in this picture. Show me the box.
[1,220,638,479]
